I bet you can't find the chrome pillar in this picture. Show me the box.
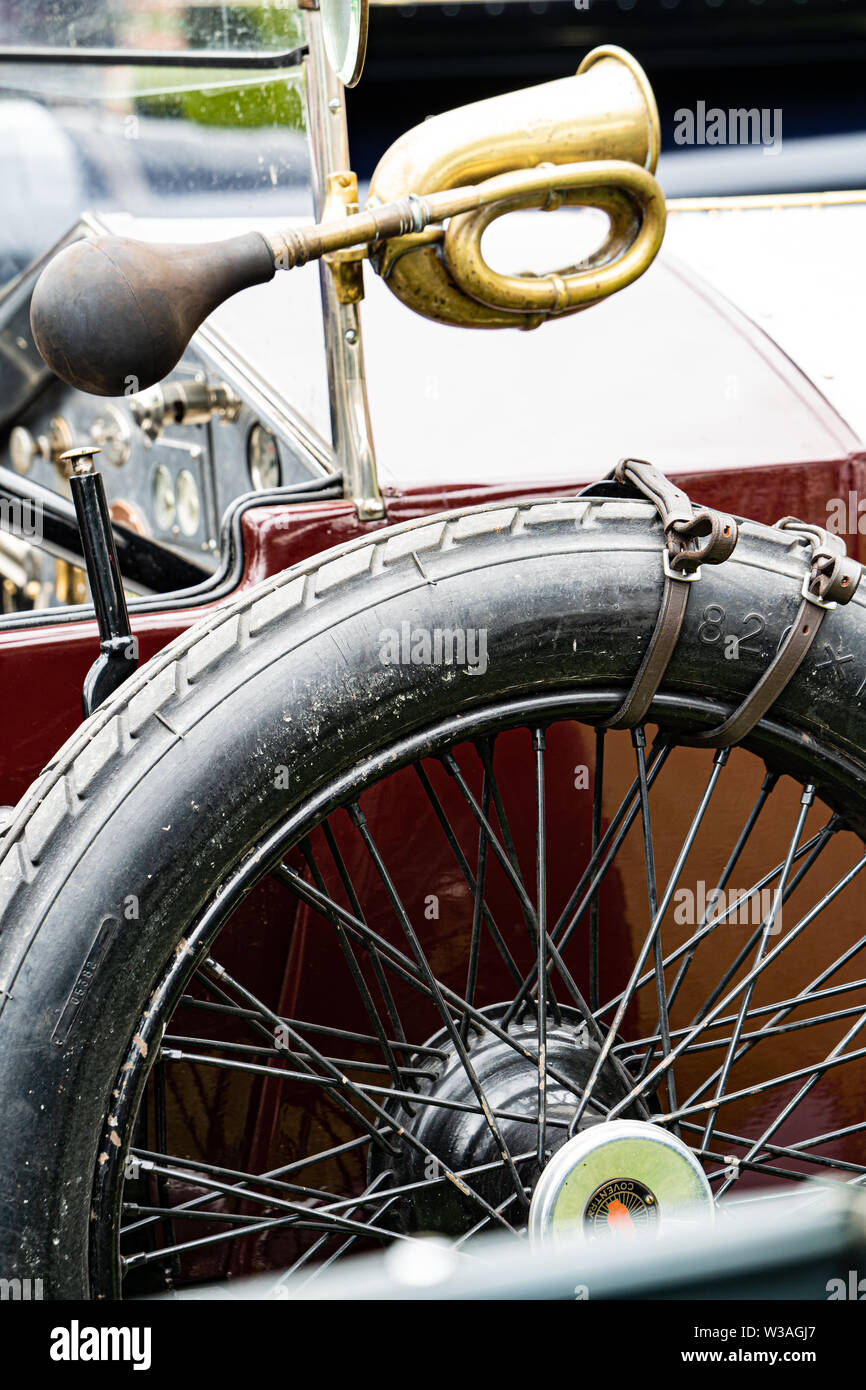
[302,9,384,520]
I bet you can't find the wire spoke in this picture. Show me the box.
[507,737,673,1020]
[664,770,779,1012]
[299,834,407,1095]
[461,760,491,1044]
[687,811,839,1039]
[122,1132,381,1239]
[685,1139,848,1191]
[619,992,866,1065]
[273,857,589,1098]
[321,819,413,1060]
[441,750,558,1021]
[278,1175,398,1286]
[700,784,815,1152]
[712,1005,866,1199]
[635,727,680,1128]
[162,1036,431,1077]
[200,955,519,1231]
[349,798,530,1209]
[552,735,671,954]
[569,737,730,1132]
[160,1045,575,1131]
[194,960,402,1158]
[678,1121,866,1179]
[595,819,835,1024]
[123,1134,383,1245]
[660,1038,866,1127]
[113,701,866,1288]
[605,849,866,1122]
[453,1191,522,1247]
[689,880,866,1108]
[414,758,525,989]
[534,728,549,1165]
[123,1204,419,1270]
[434,750,622,1052]
[177,997,448,1059]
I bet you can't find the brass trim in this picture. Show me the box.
[667,190,866,214]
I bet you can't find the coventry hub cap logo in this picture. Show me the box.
[584,1178,660,1236]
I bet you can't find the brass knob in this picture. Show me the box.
[59,444,101,477]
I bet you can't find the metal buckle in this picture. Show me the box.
[801,570,837,611]
[663,548,701,582]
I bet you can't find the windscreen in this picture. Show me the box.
[0,2,312,291]
[0,1,306,56]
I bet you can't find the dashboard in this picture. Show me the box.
[0,216,335,614]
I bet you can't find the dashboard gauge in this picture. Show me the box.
[176,469,201,537]
[90,404,132,468]
[247,424,281,491]
[151,464,176,532]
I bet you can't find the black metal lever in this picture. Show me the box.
[64,445,139,718]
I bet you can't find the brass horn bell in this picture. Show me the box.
[366,44,665,329]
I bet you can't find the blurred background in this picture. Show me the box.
[347,0,866,192]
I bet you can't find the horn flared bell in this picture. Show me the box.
[366,44,664,329]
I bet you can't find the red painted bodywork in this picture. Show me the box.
[3,453,865,804]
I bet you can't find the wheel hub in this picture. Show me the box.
[371,1004,644,1236]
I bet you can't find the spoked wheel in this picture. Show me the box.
[1,496,865,1298]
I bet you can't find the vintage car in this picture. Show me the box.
[0,0,864,1303]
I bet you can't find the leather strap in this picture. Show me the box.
[685,519,861,747]
[597,459,738,730]
[685,600,825,747]
[614,458,739,575]
[601,575,691,730]
[587,467,861,742]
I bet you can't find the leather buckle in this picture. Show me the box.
[801,570,837,611]
[663,548,701,582]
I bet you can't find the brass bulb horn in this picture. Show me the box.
[366,44,665,329]
[30,44,665,398]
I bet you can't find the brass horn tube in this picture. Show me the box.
[443,161,666,316]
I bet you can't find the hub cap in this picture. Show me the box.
[528,1120,714,1245]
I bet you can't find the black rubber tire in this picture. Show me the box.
[1,494,865,1298]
